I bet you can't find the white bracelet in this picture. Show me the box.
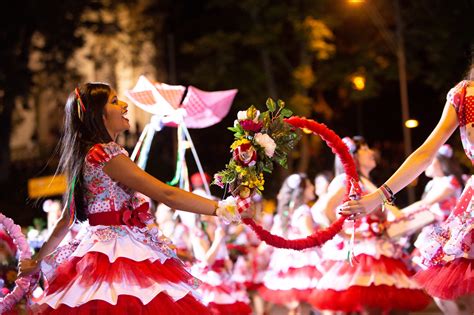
[215,196,241,225]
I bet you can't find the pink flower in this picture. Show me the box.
[213,174,224,188]
[233,142,257,166]
[240,119,263,132]
[254,133,276,157]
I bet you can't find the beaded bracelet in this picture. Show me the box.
[379,184,396,204]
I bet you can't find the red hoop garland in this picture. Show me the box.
[241,116,359,250]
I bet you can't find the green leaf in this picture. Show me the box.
[277,156,288,167]
[277,99,285,108]
[266,98,276,112]
[260,111,271,129]
[263,158,274,172]
[281,108,292,118]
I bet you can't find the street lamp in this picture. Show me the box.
[351,74,366,91]
[350,74,366,135]
[405,119,419,129]
[348,0,416,203]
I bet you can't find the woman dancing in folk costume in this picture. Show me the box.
[341,66,474,315]
[189,216,252,315]
[231,195,271,315]
[309,136,430,315]
[18,83,247,314]
[409,144,464,224]
[409,144,463,258]
[258,173,321,315]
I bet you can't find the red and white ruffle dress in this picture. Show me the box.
[258,205,323,305]
[309,175,430,312]
[230,225,269,291]
[414,80,474,300]
[191,237,252,315]
[32,142,210,314]
[412,175,462,268]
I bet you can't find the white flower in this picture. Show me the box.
[237,110,260,122]
[254,133,276,157]
[237,111,248,121]
[216,196,241,225]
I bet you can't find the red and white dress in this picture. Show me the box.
[309,175,430,312]
[191,238,252,315]
[412,175,462,267]
[31,142,210,314]
[422,176,462,222]
[230,225,269,291]
[413,80,474,300]
[258,205,322,305]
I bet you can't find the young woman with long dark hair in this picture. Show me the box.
[18,83,245,314]
[259,173,320,315]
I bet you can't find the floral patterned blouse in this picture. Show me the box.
[83,142,148,215]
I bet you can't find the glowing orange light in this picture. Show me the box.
[405,119,419,128]
[351,75,366,91]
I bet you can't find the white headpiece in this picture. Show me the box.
[342,137,356,153]
[287,174,302,189]
[438,144,453,158]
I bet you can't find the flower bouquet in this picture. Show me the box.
[214,98,300,200]
[214,99,357,250]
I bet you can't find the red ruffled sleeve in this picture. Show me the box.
[86,142,127,167]
[447,80,468,112]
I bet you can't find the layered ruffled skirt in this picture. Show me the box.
[258,247,322,305]
[31,225,210,314]
[231,247,268,291]
[191,260,252,315]
[309,236,430,312]
[414,181,474,299]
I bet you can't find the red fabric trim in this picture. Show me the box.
[207,301,252,315]
[309,285,431,312]
[414,257,474,300]
[258,286,314,304]
[88,203,151,228]
[88,211,123,226]
[324,254,415,276]
[86,144,110,166]
[33,292,211,315]
[43,251,197,296]
[243,282,262,291]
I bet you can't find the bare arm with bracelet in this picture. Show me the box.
[340,99,458,219]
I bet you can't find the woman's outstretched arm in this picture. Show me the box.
[104,155,218,215]
[340,101,458,218]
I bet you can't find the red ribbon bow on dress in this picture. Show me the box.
[121,203,153,228]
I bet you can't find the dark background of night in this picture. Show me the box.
[0,0,473,226]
